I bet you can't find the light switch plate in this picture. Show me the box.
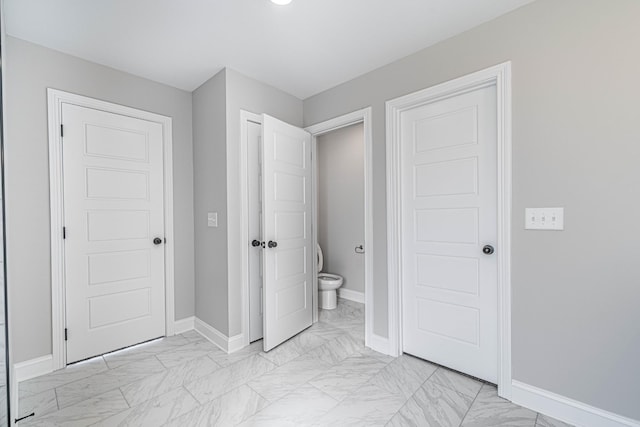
[525,207,564,230]
[207,212,218,228]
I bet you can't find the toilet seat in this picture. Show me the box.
[318,273,343,290]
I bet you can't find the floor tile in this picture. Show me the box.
[259,331,326,366]
[248,352,332,402]
[388,380,473,427]
[305,333,362,365]
[358,347,395,364]
[461,384,537,427]
[180,330,205,343]
[164,385,268,427]
[155,339,219,369]
[17,300,543,427]
[369,353,437,398]
[185,354,276,404]
[21,389,129,427]
[309,352,388,401]
[536,413,574,427]
[239,384,338,426]
[96,387,198,427]
[316,382,407,426]
[120,355,219,406]
[56,357,165,408]
[102,335,189,369]
[306,321,347,340]
[207,340,263,367]
[429,366,484,399]
[17,388,58,419]
[19,357,108,396]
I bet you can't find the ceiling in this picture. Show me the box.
[5,0,534,99]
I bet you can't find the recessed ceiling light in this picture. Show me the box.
[271,0,292,5]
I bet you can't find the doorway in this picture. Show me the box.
[240,108,375,353]
[316,123,365,307]
[386,63,513,395]
[48,90,176,369]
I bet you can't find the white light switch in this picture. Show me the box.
[525,207,564,230]
[207,212,218,228]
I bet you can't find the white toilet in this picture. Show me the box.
[317,243,344,310]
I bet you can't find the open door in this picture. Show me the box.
[261,114,313,351]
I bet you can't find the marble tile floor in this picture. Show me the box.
[16,299,573,426]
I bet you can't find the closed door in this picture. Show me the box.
[401,85,498,382]
[63,103,166,363]
[261,114,313,351]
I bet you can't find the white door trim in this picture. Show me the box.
[240,110,263,347]
[47,89,175,370]
[386,62,513,398]
[305,108,375,349]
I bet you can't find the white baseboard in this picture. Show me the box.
[14,354,54,383]
[366,332,395,357]
[174,316,195,335]
[511,380,640,427]
[194,317,245,354]
[338,288,365,304]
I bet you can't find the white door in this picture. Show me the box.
[401,85,498,382]
[247,120,264,342]
[63,103,166,363]
[261,114,313,351]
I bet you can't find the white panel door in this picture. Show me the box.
[401,85,498,382]
[63,103,166,363]
[261,114,313,351]
[247,120,264,342]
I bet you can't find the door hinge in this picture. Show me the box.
[60,124,64,138]
[64,328,68,341]
[63,227,66,239]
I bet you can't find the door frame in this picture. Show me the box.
[386,62,513,398]
[305,108,374,345]
[239,108,374,348]
[240,110,263,347]
[47,89,175,370]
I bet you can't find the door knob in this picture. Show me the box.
[482,245,495,255]
[153,237,163,245]
[267,240,278,248]
[251,240,261,247]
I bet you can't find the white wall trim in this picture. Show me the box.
[47,89,175,371]
[14,355,53,383]
[386,62,513,396]
[305,107,374,350]
[512,381,640,427]
[368,333,392,356]
[337,288,365,304]
[173,317,195,335]
[194,317,244,354]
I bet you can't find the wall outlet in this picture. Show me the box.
[525,207,564,230]
[207,212,218,227]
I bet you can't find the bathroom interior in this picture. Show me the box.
[316,122,365,313]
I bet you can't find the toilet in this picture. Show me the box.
[317,243,344,310]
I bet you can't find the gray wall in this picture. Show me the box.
[303,0,640,419]
[317,123,365,293]
[192,68,302,336]
[225,68,303,337]
[4,37,195,363]
[192,69,229,333]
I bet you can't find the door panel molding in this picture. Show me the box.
[47,89,175,370]
[386,62,512,398]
